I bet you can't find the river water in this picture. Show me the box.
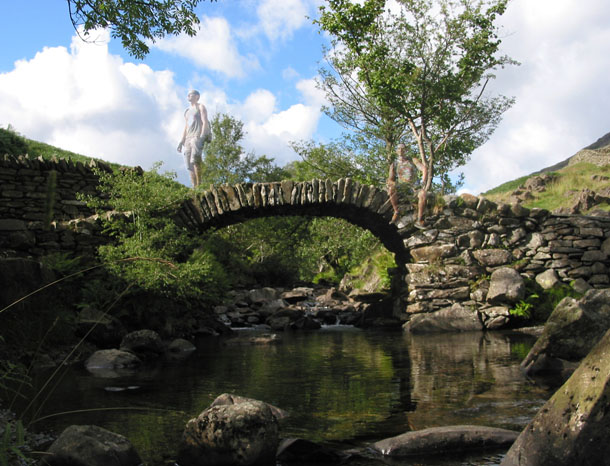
[27,327,552,465]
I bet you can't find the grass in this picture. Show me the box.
[483,162,610,212]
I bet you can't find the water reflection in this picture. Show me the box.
[22,328,551,465]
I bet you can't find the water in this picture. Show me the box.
[23,328,551,465]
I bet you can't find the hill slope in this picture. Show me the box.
[483,132,610,215]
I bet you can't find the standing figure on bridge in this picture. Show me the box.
[177,90,211,187]
[388,143,419,222]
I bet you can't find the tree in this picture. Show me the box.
[315,0,516,224]
[288,135,387,187]
[199,113,288,187]
[66,0,215,59]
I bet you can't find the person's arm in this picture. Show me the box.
[198,103,209,139]
[177,111,187,152]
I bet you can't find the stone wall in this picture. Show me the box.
[399,193,610,330]
[0,154,112,257]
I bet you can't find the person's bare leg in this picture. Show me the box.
[389,183,399,221]
[194,164,201,187]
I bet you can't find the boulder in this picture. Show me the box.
[373,425,519,457]
[280,287,313,303]
[45,425,141,466]
[486,268,525,304]
[266,308,302,330]
[178,400,279,466]
[472,249,513,267]
[520,289,610,377]
[168,338,197,355]
[403,304,483,333]
[502,328,610,466]
[535,269,560,290]
[410,244,457,263]
[119,329,164,357]
[258,299,287,317]
[480,306,511,330]
[248,287,279,304]
[210,393,289,422]
[85,349,141,377]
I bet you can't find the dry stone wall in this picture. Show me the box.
[400,193,610,330]
[0,154,111,257]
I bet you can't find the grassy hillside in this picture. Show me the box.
[483,162,610,214]
[0,126,114,167]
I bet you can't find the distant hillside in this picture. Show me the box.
[530,130,610,175]
[483,131,610,215]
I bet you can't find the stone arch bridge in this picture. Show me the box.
[172,178,414,263]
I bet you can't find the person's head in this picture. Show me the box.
[396,143,407,158]
[187,90,200,103]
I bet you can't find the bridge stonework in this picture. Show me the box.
[1,154,610,327]
[172,179,413,263]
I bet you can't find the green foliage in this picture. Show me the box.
[509,297,537,319]
[0,127,28,157]
[0,359,30,401]
[82,163,229,301]
[39,252,84,277]
[315,0,516,222]
[288,137,387,187]
[67,0,215,59]
[510,279,583,324]
[0,419,31,466]
[482,174,530,196]
[199,113,288,187]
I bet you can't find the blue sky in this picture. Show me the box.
[1,0,609,192]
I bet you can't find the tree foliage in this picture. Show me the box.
[66,0,215,58]
[81,163,229,301]
[289,134,387,188]
[199,113,288,187]
[315,0,516,223]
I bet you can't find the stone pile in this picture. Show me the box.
[212,285,393,330]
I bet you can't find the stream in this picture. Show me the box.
[26,327,552,465]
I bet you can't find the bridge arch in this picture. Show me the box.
[173,178,413,264]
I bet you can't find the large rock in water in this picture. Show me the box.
[520,289,610,376]
[178,399,279,466]
[209,393,289,422]
[85,349,141,377]
[45,425,141,466]
[403,303,483,333]
[372,425,519,457]
[120,329,164,357]
[502,328,610,466]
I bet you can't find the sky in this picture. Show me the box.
[0,0,609,193]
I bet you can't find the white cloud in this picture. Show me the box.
[257,0,310,42]
[296,78,327,108]
[0,28,186,178]
[154,16,259,78]
[458,0,610,194]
